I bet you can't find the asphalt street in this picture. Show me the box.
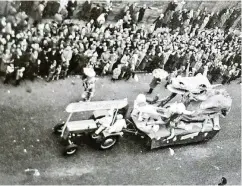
[0,74,241,185]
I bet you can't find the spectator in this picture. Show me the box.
[32,1,46,25]
[66,0,77,19]
[79,0,92,20]
[61,45,73,78]
[112,65,122,81]
[138,4,148,23]
[96,13,107,28]
[0,0,240,86]
[4,63,15,84]
[47,60,57,82]
[52,64,62,80]
[15,66,25,86]
[109,48,118,73]
[153,13,164,30]
[90,4,102,21]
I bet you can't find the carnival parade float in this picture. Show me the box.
[128,72,232,149]
[53,70,232,155]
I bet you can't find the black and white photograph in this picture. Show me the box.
[0,0,241,185]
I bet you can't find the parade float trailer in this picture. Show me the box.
[53,73,232,156]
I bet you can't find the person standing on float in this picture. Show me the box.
[148,68,168,94]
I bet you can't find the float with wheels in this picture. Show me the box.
[123,73,232,149]
[53,73,232,155]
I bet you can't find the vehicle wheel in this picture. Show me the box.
[53,123,65,134]
[63,144,78,156]
[99,136,119,150]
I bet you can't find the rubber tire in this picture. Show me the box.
[53,123,65,134]
[99,136,119,150]
[63,144,78,156]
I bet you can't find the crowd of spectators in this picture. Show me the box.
[0,0,241,86]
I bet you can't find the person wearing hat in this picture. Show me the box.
[82,67,96,101]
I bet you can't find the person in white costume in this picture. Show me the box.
[107,114,126,134]
[94,109,114,135]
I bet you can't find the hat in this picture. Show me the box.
[83,67,96,77]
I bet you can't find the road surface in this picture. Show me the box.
[0,74,240,185]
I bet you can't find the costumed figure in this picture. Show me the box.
[155,102,194,139]
[131,94,166,139]
[82,67,96,101]
[94,109,114,136]
[131,94,193,140]
[93,109,127,138]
